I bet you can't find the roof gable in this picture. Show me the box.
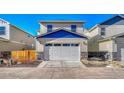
[100,15,124,25]
[37,29,87,39]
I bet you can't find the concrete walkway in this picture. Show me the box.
[37,61,85,68]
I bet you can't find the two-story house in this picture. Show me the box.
[88,15,124,61]
[36,21,88,61]
[0,18,36,58]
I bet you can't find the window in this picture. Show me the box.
[0,27,5,35]
[101,28,105,36]
[71,44,79,46]
[45,43,52,46]
[47,25,52,32]
[54,44,61,46]
[71,25,77,32]
[63,44,70,46]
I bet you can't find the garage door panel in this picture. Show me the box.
[44,44,80,61]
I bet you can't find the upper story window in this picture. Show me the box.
[71,25,77,32]
[0,26,5,35]
[47,25,52,32]
[101,28,106,36]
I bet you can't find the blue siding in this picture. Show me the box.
[101,16,124,25]
[39,29,87,38]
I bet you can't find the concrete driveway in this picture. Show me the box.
[37,61,85,68]
[0,61,124,79]
[0,67,124,79]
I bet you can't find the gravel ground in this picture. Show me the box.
[0,61,41,68]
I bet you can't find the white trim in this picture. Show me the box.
[89,24,99,32]
[0,18,10,24]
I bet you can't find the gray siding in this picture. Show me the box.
[99,25,124,38]
[10,26,36,50]
[99,18,124,38]
[115,37,124,61]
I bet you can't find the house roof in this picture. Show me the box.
[36,28,88,39]
[98,37,113,42]
[113,33,124,38]
[99,32,124,42]
[10,24,34,37]
[0,18,10,24]
[89,15,124,32]
[0,17,34,37]
[99,15,124,25]
[89,24,99,32]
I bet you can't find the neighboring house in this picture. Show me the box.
[88,15,124,61]
[0,18,35,57]
[36,21,88,61]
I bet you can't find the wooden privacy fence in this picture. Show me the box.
[11,50,37,63]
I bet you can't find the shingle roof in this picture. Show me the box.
[89,15,124,32]
[36,28,88,39]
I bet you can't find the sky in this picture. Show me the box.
[0,14,123,36]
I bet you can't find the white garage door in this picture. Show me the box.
[121,48,124,61]
[44,43,80,61]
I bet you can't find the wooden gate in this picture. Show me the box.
[11,50,37,63]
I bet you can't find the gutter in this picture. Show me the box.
[98,37,116,43]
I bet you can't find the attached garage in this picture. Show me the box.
[37,29,88,61]
[44,43,80,61]
[99,34,124,61]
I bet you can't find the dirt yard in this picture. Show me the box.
[0,61,41,67]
